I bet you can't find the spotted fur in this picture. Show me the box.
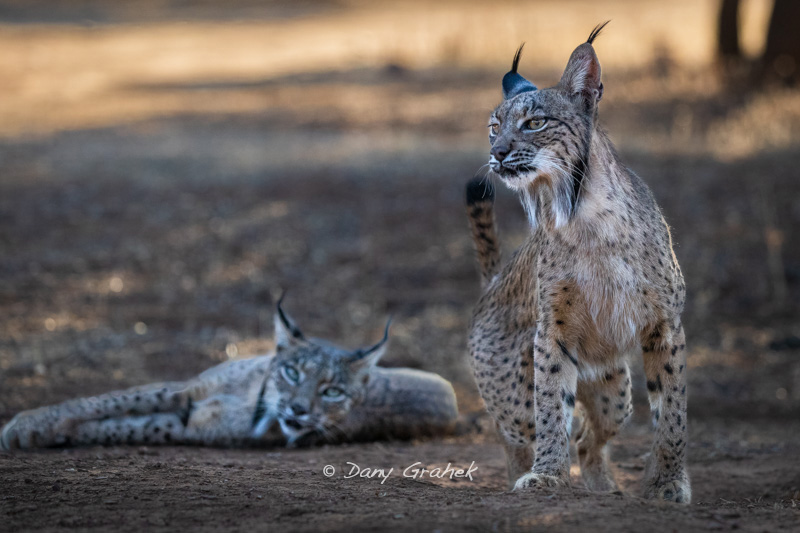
[0,301,458,450]
[466,24,690,503]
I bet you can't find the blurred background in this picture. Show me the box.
[0,0,798,424]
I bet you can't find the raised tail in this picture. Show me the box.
[465,175,501,284]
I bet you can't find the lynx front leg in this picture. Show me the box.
[641,319,691,504]
[514,329,577,490]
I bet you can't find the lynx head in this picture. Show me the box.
[488,22,609,228]
[256,296,389,445]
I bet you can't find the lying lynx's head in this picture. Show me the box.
[487,22,609,228]
[253,297,389,445]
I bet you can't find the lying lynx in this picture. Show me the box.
[1,298,458,449]
[466,23,690,503]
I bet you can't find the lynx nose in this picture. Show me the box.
[290,402,308,417]
[491,143,511,162]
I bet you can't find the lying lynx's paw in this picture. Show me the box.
[513,471,569,491]
[1,413,36,450]
[0,409,70,450]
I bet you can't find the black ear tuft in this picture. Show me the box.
[276,291,304,340]
[587,20,610,45]
[502,43,538,99]
[511,43,525,73]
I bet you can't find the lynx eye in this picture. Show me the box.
[281,365,301,384]
[489,123,500,135]
[321,387,345,401]
[525,118,547,131]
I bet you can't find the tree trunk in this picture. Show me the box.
[762,0,800,82]
[717,0,741,61]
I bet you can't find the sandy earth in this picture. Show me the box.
[1,1,800,531]
[2,420,799,531]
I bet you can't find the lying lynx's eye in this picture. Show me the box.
[281,365,301,384]
[489,123,500,135]
[525,118,547,131]
[321,387,345,401]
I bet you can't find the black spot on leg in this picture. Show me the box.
[647,381,657,392]
[664,363,674,375]
[550,364,561,373]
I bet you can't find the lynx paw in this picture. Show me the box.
[513,471,569,491]
[0,410,66,450]
[644,476,691,504]
[1,414,35,450]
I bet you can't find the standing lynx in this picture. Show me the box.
[466,23,690,503]
[1,298,458,449]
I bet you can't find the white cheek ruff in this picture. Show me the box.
[251,414,275,439]
[511,149,576,230]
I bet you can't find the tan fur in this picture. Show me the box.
[466,27,690,503]
[1,306,458,450]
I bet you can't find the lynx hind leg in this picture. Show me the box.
[502,438,534,490]
[0,381,191,450]
[65,395,248,448]
[72,413,188,446]
[642,320,691,504]
[575,364,633,492]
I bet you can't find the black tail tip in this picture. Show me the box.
[466,175,495,206]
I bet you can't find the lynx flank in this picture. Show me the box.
[1,299,458,449]
[466,23,690,503]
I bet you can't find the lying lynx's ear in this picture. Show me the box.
[502,44,538,99]
[559,21,609,106]
[274,293,305,350]
[347,318,391,376]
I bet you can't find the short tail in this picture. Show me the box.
[465,175,501,284]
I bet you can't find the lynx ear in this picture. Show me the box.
[274,293,305,350]
[347,318,391,374]
[502,44,538,99]
[559,22,609,105]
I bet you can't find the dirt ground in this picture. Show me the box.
[1,1,799,531]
